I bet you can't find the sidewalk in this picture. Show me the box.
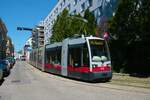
[110,73,150,89]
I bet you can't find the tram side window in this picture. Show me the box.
[34,52,36,62]
[38,50,41,64]
[46,48,61,65]
[83,47,89,67]
[68,44,89,67]
[45,51,48,63]
[57,49,61,64]
[68,48,81,67]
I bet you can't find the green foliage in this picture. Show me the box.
[108,0,150,74]
[51,9,69,42]
[84,9,96,35]
[69,14,86,35]
[50,9,96,43]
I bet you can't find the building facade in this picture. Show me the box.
[6,36,14,57]
[23,37,32,61]
[32,21,44,49]
[0,18,8,59]
[44,0,118,44]
[0,18,14,59]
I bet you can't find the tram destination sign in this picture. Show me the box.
[89,39,104,45]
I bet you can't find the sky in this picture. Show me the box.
[0,0,57,51]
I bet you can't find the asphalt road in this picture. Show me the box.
[0,61,150,100]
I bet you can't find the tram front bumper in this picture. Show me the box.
[88,71,112,81]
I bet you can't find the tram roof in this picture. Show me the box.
[68,37,86,45]
[45,36,104,49]
[68,36,104,45]
[86,36,104,40]
[46,42,62,49]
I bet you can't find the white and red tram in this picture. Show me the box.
[30,36,112,81]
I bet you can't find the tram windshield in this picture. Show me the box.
[89,39,110,62]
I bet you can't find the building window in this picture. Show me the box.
[67,4,71,10]
[94,10,97,18]
[88,0,93,7]
[74,0,78,6]
[71,10,76,15]
[60,3,62,9]
[46,19,48,24]
[62,0,65,6]
[73,10,76,14]
[81,3,85,12]
[48,23,50,26]
[92,11,95,16]
[52,13,54,17]
[98,6,103,17]
[55,8,58,14]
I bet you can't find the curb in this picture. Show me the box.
[113,73,129,76]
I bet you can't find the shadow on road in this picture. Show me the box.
[0,79,5,86]
[0,71,11,86]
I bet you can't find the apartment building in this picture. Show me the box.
[32,21,44,49]
[0,18,8,59]
[44,0,118,44]
[23,37,32,61]
[6,36,14,57]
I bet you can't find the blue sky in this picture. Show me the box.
[0,0,57,51]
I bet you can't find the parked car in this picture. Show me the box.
[0,67,3,82]
[6,57,15,68]
[0,60,10,77]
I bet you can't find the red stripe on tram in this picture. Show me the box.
[44,63,61,70]
[92,66,111,72]
[67,65,90,73]
[45,64,111,73]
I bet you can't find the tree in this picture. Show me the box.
[51,9,82,42]
[96,16,109,37]
[51,9,69,42]
[84,9,96,36]
[69,14,86,36]
[108,0,150,74]
[51,9,97,43]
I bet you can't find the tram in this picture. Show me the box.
[30,35,112,81]
[30,47,44,71]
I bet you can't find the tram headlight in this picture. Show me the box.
[92,64,98,67]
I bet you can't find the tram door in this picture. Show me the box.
[61,39,68,76]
